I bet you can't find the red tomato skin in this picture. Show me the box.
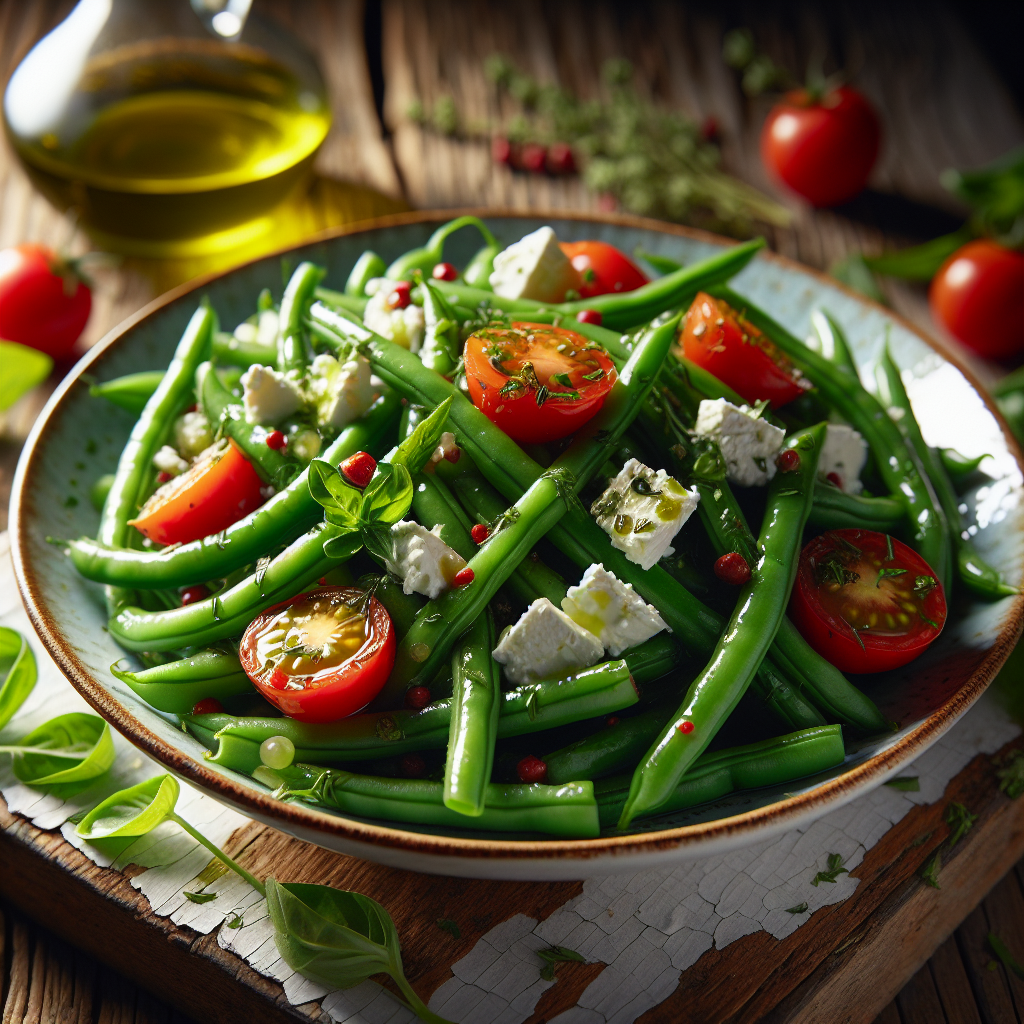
[465,322,617,443]
[129,440,264,546]
[240,588,396,723]
[788,529,946,674]
[928,240,1024,359]
[0,244,91,359]
[681,292,806,408]
[761,87,880,207]
[559,241,648,298]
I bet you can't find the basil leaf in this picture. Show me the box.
[391,397,453,471]
[77,774,180,840]
[362,525,396,566]
[0,341,52,412]
[307,459,362,527]
[861,228,972,281]
[184,890,218,904]
[2,713,114,791]
[360,463,414,526]
[322,531,363,561]
[0,626,37,730]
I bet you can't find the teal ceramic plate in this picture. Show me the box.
[12,212,1023,879]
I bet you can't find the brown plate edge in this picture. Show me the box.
[10,208,1024,865]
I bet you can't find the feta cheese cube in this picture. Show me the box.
[363,279,426,351]
[591,459,700,571]
[173,410,213,459]
[489,226,581,303]
[562,564,669,656]
[240,364,303,426]
[820,423,868,494]
[492,598,604,685]
[693,398,786,487]
[385,521,466,600]
[307,353,377,430]
[152,445,189,477]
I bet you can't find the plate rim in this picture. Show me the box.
[11,208,1024,865]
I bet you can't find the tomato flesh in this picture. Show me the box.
[240,587,395,722]
[929,240,1024,360]
[760,86,881,208]
[129,439,264,546]
[789,529,947,674]
[681,292,807,408]
[0,243,91,360]
[465,321,617,443]
[559,241,648,298]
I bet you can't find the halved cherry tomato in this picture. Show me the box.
[681,292,808,408]
[464,321,617,443]
[789,528,946,674]
[239,587,395,722]
[129,439,263,546]
[929,240,1024,360]
[761,86,881,208]
[559,241,648,298]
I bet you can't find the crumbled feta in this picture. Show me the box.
[591,459,700,571]
[385,521,466,600]
[562,564,669,656]
[152,445,189,477]
[428,431,460,467]
[492,598,604,685]
[240,364,303,426]
[363,279,425,351]
[232,320,257,343]
[173,411,213,459]
[693,399,786,487]
[820,423,868,494]
[489,226,580,303]
[307,353,377,430]
[256,309,279,346]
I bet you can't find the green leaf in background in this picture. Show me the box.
[942,146,1024,246]
[0,626,37,730]
[987,932,1024,981]
[860,228,973,281]
[77,773,180,839]
[266,879,453,1024]
[0,340,52,412]
[830,253,889,304]
[2,713,115,788]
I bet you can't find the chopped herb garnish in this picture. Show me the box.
[535,385,550,407]
[785,903,809,914]
[630,476,661,497]
[537,945,585,981]
[884,776,920,792]
[876,567,907,587]
[945,802,977,846]
[910,831,933,848]
[810,853,848,886]
[551,372,573,388]
[436,918,461,939]
[995,749,1024,799]
[184,890,218,904]
[988,933,1024,981]
[63,495,78,508]
[633,517,655,534]
[919,613,939,629]
[583,368,605,381]
[919,849,942,888]
[913,575,937,598]
[226,912,244,929]
[885,534,895,562]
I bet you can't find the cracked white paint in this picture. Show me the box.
[1,550,1018,1024]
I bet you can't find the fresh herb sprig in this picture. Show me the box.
[810,852,849,886]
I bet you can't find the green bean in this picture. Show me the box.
[750,659,828,730]
[90,371,165,416]
[345,250,387,297]
[711,287,952,593]
[111,650,253,714]
[809,309,860,377]
[197,361,296,486]
[68,393,401,589]
[596,725,845,827]
[386,216,499,281]
[187,659,638,772]
[939,448,989,488]
[277,262,324,373]
[313,286,367,317]
[807,480,904,532]
[874,344,1017,599]
[211,330,275,368]
[371,574,425,638]
[418,278,462,376]
[90,474,114,513]
[463,239,502,288]
[618,423,825,828]
[258,762,599,839]
[445,610,500,816]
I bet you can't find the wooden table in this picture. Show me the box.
[1,2,1023,1022]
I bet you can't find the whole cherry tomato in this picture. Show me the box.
[789,529,946,674]
[0,243,91,359]
[761,86,881,207]
[129,440,264,546]
[929,239,1024,360]
[240,587,395,722]
[559,241,648,298]
[464,321,617,443]
[681,292,807,408]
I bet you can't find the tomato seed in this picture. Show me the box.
[714,552,751,585]
[432,262,458,282]
[777,449,801,473]
[678,721,695,735]
[452,567,475,587]
[470,523,490,544]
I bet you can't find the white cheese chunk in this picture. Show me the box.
[363,279,426,352]
[152,445,189,477]
[173,410,213,459]
[693,398,786,487]
[820,423,868,494]
[492,598,604,685]
[232,320,257,343]
[385,521,465,600]
[240,363,303,426]
[307,353,377,430]
[256,308,279,346]
[562,564,669,656]
[489,226,580,303]
[591,459,700,571]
